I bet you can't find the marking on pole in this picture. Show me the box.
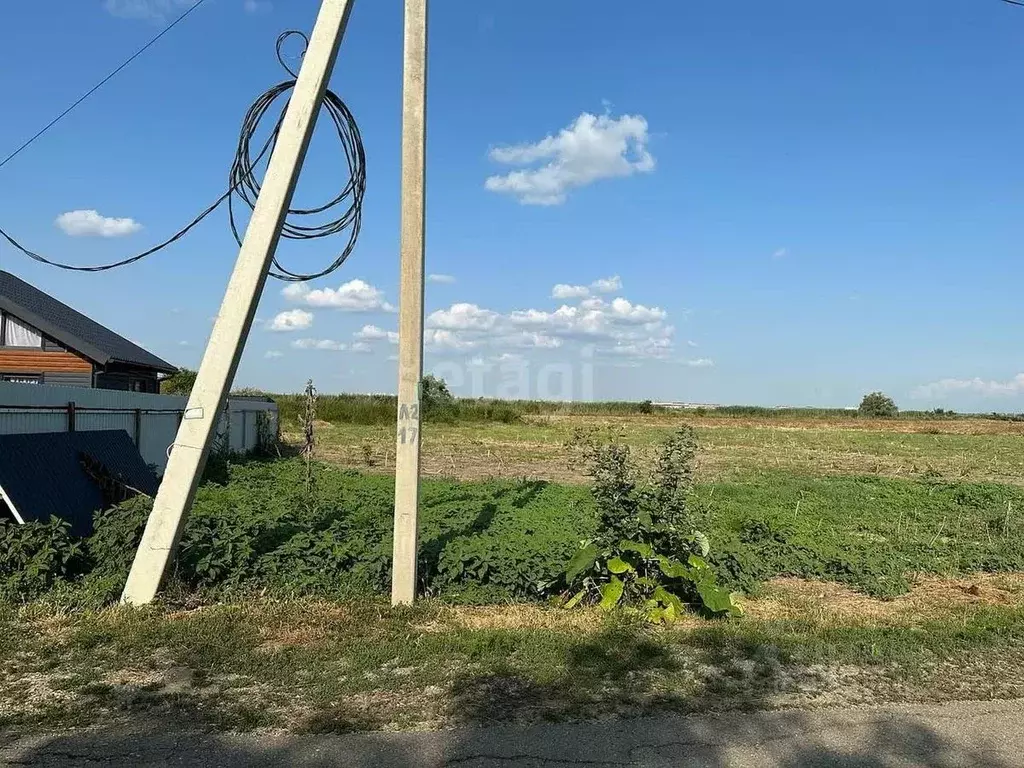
[397,401,420,445]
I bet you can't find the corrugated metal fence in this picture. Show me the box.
[0,382,279,473]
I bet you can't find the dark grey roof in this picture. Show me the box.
[0,430,159,537]
[0,271,176,373]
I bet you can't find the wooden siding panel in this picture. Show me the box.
[0,349,92,374]
[43,371,93,388]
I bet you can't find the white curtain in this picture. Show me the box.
[4,314,42,347]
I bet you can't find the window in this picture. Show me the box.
[0,312,43,348]
[0,374,42,385]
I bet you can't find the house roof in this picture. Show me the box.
[0,430,159,537]
[0,270,176,373]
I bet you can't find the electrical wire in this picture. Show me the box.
[0,0,210,172]
[0,31,365,282]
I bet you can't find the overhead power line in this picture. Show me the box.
[0,31,365,283]
[0,0,210,172]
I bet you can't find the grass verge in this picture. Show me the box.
[3,577,1024,736]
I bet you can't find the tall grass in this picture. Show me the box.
[273,394,663,429]
[272,393,1023,429]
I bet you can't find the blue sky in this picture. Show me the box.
[1,0,1023,409]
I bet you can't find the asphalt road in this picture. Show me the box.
[3,700,1022,767]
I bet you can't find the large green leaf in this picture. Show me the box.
[598,577,625,610]
[687,554,710,570]
[564,589,587,610]
[657,555,689,580]
[566,543,600,583]
[653,586,687,618]
[619,540,653,559]
[645,604,668,624]
[692,531,711,558]
[607,556,633,575]
[697,582,744,617]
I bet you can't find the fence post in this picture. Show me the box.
[67,401,76,433]
[134,409,143,446]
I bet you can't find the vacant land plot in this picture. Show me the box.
[288,413,1024,486]
[4,406,1024,737]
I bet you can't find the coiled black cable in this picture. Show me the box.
[0,31,365,282]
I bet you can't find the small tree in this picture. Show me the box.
[422,374,457,421]
[161,368,197,396]
[562,426,740,620]
[859,391,898,419]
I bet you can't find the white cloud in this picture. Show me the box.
[773,248,788,259]
[427,303,500,332]
[493,353,524,363]
[105,0,262,18]
[283,279,394,313]
[425,329,482,351]
[269,309,313,332]
[604,338,673,360]
[420,290,675,364]
[291,338,373,354]
[55,210,142,238]
[913,374,1024,399]
[292,338,346,351]
[354,325,399,344]
[552,284,590,300]
[591,275,623,294]
[264,350,284,359]
[607,298,667,325]
[485,112,655,205]
[103,0,191,20]
[498,331,563,349]
[507,300,667,339]
[685,358,715,368]
[686,340,699,348]
[177,341,190,347]
[427,274,456,284]
[550,276,624,302]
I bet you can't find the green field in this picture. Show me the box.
[290,412,1024,487]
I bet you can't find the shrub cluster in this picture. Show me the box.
[0,460,593,605]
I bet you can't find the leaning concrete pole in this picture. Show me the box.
[121,0,358,606]
[391,0,428,606]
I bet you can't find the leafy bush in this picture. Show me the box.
[422,375,458,423]
[563,427,741,620]
[707,516,910,599]
[5,454,1024,606]
[0,518,84,601]
[161,368,197,396]
[859,392,899,419]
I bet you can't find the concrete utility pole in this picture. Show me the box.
[391,0,428,606]
[121,0,358,606]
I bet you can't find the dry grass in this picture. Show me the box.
[289,412,1024,486]
[747,574,1024,625]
